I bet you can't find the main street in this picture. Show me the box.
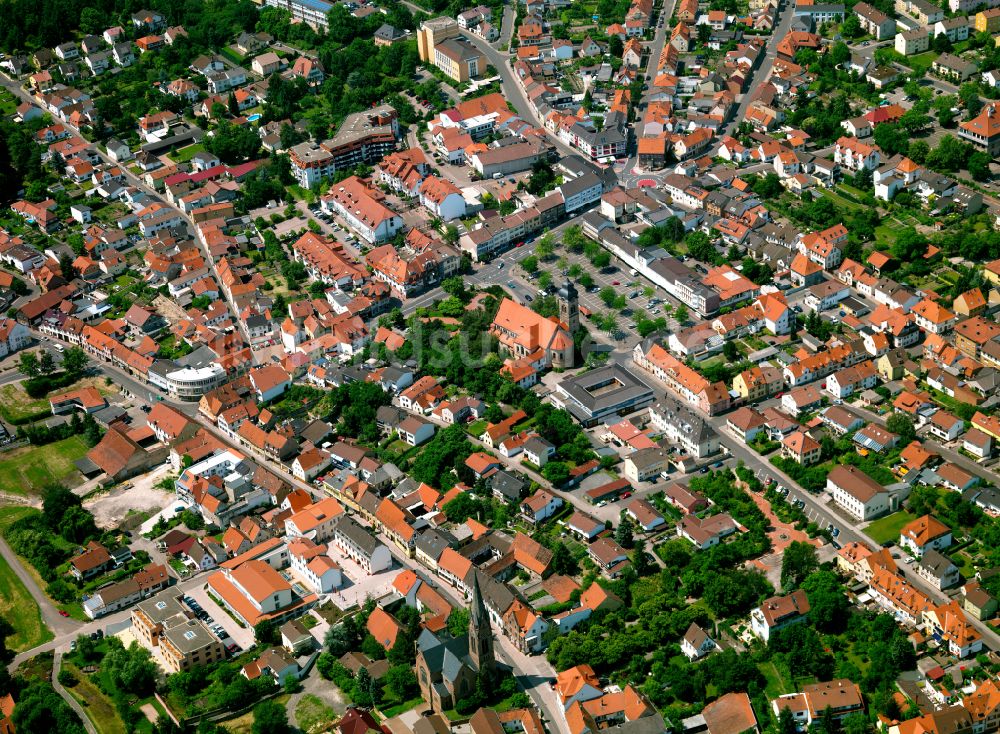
[722,0,795,137]
[17,315,574,730]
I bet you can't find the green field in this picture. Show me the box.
[902,50,939,75]
[0,544,52,651]
[865,510,916,546]
[61,660,127,734]
[168,142,207,163]
[0,436,90,496]
[0,383,52,423]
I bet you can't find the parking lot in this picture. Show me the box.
[530,238,685,341]
[183,584,256,652]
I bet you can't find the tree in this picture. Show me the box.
[890,227,926,261]
[12,682,85,734]
[674,304,689,324]
[752,172,783,199]
[542,461,570,487]
[384,665,418,701]
[780,540,818,590]
[615,517,634,549]
[37,350,55,376]
[227,92,240,117]
[723,341,739,362]
[841,14,862,38]
[969,151,992,181]
[18,350,39,378]
[104,641,157,696]
[59,253,75,282]
[254,620,279,646]
[536,234,556,259]
[550,542,579,576]
[252,700,290,734]
[959,82,982,119]
[886,413,916,445]
[685,231,716,263]
[206,120,262,163]
[79,7,105,34]
[932,32,952,53]
[447,608,470,638]
[927,135,970,172]
[0,617,13,663]
[778,706,798,734]
[802,570,850,634]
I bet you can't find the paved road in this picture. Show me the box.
[53,650,98,734]
[499,3,516,49]
[0,536,79,638]
[722,0,795,137]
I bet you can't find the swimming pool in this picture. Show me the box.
[247,113,261,122]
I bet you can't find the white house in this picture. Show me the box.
[292,448,332,482]
[419,176,467,221]
[289,538,342,594]
[521,489,563,524]
[0,319,31,358]
[681,623,716,660]
[827,465,889,520]
[331,516,393,574]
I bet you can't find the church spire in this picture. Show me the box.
[468,572,495,673]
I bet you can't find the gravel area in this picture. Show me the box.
[84,463,175,530]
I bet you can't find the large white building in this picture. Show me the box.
[827,465,891,520]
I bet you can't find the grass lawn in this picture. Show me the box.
[216,694,291,734]
[168,143,206,163]
[0,89,17,117]
[380,695,423,717]
[0,546,53,651]
[466,419,488,437]
[295,695,337,731]
[902,50,939,75]
[865,510,916,546]
[0,435,90,496]
[818,188,862,212]
[760,661,793,698]
[62,661,127,734]
[0,383,53,423]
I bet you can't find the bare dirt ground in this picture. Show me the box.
[84,463,175,530]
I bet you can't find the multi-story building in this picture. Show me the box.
[959,103,1000,156]
[855,2,896,38]
[321,176,405,244]
[828,465,890,520]
[263,0,333,28]
[433,37,482,82]
[417,16,460,63]
[647,398,720,458]
[288,105,398,187]
[132,595,225,672]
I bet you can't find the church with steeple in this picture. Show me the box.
[414,573,497,712]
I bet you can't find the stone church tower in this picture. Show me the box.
[468,573,495,674]
[557,280,579,333]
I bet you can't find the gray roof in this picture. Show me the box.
[555,364,655,421]
[334,516,382,557]
[490,470,527,500]
[652,397,714,445]
[415,528,453,562]
[918,549,957,579]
